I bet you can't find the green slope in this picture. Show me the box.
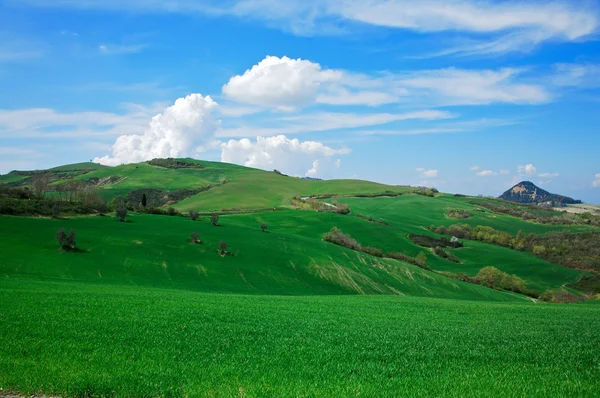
[0,213,519,301]
[1,278,598,397]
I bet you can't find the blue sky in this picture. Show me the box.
[1,0,600,202]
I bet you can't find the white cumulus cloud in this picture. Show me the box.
[593,174,600,188]
[416,168,438,178]
[538,173,559,178]
[220,135,350,178]
[517,164,537,177]
[476,170,497,177]
[222,55,342,110]
[94,94,219,166]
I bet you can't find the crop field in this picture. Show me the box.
[1,278,599,397]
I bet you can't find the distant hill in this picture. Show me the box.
[499,181,581,206]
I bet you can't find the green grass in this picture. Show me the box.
[0,214,518,301]
[1,278,599,397]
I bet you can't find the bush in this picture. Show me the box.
[167,207,177,216]
[189,210,200,221]
[218,241,229,255]
[474,266,526,294]
[409,234,463,248]
[56,228,76,250]
[116,206,128,222]
[261,224,268,232]
[385,252,430,270]
[323,227,361,251]
[52,204,61,219]
[433,247,461,263]
[190,232,200,244]
[210,214,220,226]
[361,246,383,257]
[446,207,474,219]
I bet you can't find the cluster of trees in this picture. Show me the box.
[408,234,463,249]
[323,227,430,270]
[147,158,205,169]
[413,187,439,197]
[440,266,529,296]
[473,201,600,227]
[432,224,600,274]
[290,197,351,214]
[446,207,474,219]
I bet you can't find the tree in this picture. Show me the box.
[189,210,200,221]
[116,206,128,222]
[261,223,268,233]
[416,252,428,268]
[190,232,200,244]
[56,228,76,250]
[210,214,219,226]
[52,204,61,218]
[141,193,147,208]
[31,173,52,199]
[167,207,177,216]
[218,241,228,255]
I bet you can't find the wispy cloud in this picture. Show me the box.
[98,43,148,55]
[12,0,599,55]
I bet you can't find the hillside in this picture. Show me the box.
[2,158,600,397]
[500,181,581,206]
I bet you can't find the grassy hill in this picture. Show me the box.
[1,158,599,396]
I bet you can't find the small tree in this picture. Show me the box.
[190,232,200,244]
[52,204,61,219]
[210,214,220,226]
[116,206,128,222]
[167,207,177,216]
[31,173,52,199]
[56,228,76,250]
[141,193,147,208]
[189,210,200,221]
[261,223,268,233]
[218,240,228,255]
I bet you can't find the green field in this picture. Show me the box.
[1,279,599,397]
[1,159,599,397]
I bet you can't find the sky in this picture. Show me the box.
[1,0,599,203]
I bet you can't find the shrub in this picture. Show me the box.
[210,214,220,226]
[446,207,474,219]
[52,204,61,219]
[409,234,463,248]
[385,251,430,270]
[56,228,76,250]
[416,252,428,268]
[167,207,177,216]
[261,224,268,232]
[116,206,128,222]
[433,247,461,263]
[218,241,229,255]
[361,246,383,257]
[474,266,527,294]
[323,227,361,251]
[190,232,200,244]
[189,210,200,221]
[552,291,584,303]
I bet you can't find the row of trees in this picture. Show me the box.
[432,224,600,274]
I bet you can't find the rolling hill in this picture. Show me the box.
[1,158,599,396]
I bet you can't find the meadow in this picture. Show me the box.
[1,278,599,397]
[1,159,599,397]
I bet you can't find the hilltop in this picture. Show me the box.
[500,181,582,206]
